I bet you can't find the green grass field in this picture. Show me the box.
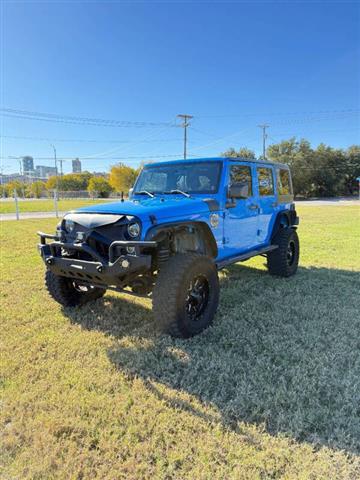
[1,206,359,479]
[0,198,114,214]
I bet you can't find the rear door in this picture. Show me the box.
[224,162,260,254]
[256,165,277,244]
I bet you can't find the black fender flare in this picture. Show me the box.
[145,221,218,258]
[271,209,298,240]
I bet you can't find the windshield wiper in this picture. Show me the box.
[134,190,155,198]
[164,189,191,198]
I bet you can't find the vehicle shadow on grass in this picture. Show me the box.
[64,263,360,455]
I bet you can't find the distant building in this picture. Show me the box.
[22,156,34,175]
[0,173,25,185]
[72,158,82,173]
[35,165,58,178]
[0,172,50,185]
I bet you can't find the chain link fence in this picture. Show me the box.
[1,190,120,220]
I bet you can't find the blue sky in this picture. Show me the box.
[1,0,359,174]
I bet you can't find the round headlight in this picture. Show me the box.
[64,218,75,233]
[127,222,140,238]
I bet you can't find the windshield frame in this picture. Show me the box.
[133,160,223,195]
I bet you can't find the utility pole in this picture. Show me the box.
[50,144,59,193]
[177,114,193,159]
[258,124,269,160]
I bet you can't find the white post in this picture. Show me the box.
[54,189,59,218]
[14,189,19,220]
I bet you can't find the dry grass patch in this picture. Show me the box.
[1,206,359,479]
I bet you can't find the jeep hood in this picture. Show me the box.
[73,196,215,221]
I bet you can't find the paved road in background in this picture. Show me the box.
[1,198,358,221]
[1,211,67,221]
[295,199,359,206]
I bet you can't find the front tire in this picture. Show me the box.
[267,228,299,277]
[45,270,106,307]
[153,253,220,338]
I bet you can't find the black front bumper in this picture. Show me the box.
[38,232,157,287]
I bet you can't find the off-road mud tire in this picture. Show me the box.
[45,270,106,307]
[153,253,219,338]
[267,228,299,277]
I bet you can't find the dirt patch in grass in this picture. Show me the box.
[1,206,359,479]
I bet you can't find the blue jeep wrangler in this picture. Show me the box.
[38,157,299,338]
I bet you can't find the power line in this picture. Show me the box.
[2,154,357,167]
[269,112,359,127]
[0,108,175,128]
[195,108,360,119]
[190,126,218,138]
[0,153,188,161]
[0,134,181,144]
[189,126,254,153]
[188,114,359,153]
[266,126,360,139]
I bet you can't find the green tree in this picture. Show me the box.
[46,172,93,192]
[267,138,360,198]
[343,145,360,195]
[5,181,26,197]
[221,147,256,159]
[0,184,7,198]
[45,175,58,191]
[87,177,113,198]
[28,180,46,198]
[109,163,137,193]
[267,137,314,197]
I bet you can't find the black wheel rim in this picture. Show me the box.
[287,240,296,266]
[185,275,210,322]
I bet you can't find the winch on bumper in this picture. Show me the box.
[37,231,157,287]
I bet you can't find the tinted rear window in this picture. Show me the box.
[277,169,292,195]
[257,167,274,196]
[230,165,253,196]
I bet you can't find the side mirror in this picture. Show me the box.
[228,182,249,199]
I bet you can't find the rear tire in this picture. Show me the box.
[153,253,219,338]
[45,270,106,307]
[267,228,299,277]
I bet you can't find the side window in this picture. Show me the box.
[257,167,274,196]
[230,165,252,197]
[277,169,292,195]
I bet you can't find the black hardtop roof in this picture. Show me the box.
[147,157,290,169]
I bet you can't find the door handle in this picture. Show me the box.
[248,204,259,210]
[271,202,278,207]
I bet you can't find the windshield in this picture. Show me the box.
[134,161,222,195]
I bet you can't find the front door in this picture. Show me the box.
[256,165,277,244]
[224,163,260,255]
